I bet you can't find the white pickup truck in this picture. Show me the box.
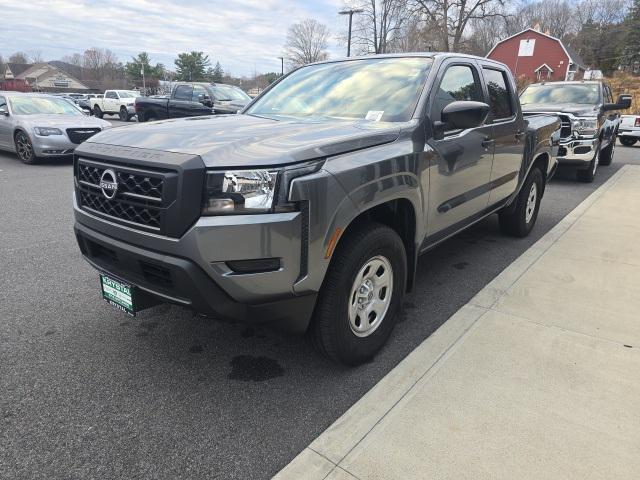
[91,90,140,122]
[619,114,640,146]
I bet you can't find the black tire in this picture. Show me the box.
[599,137,616,166]
[93,105,103,119]
[576,141,601,183]
[119,107,129,122]
[310,223,407,365]
[14,131,37,165]
[620,137,638,147]
[499,167,543,237]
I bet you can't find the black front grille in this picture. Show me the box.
[76,159,170,233]
[80,191,162,230]
[66,128,101,144]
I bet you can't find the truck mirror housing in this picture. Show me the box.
[0,107,8,116]
[438,101,490,133]
[617,94,632,110]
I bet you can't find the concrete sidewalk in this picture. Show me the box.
[275,165,640,480]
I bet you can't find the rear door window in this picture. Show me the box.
[174,85,193,101]
[482,68,514,120]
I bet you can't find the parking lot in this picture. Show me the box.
[0,124,638,479]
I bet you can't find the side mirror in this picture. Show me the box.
[0,107,8,116]
[604,94,632,112]
[433,101,490,139]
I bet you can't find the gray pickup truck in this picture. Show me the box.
[73,54,560,365]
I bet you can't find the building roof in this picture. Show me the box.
[4,63,32,78]
[487,28,586,69]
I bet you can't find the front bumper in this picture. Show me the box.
[556,136,598,166]
[73,194,316,332]
[32,134,78,156]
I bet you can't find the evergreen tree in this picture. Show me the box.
[621,0,640,71]
[174,52,211,82]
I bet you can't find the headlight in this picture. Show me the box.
[203,170,277,215]
[202,162,324,216]
[34,127,62,136]
[572,118,598,136]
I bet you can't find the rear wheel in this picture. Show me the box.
[598,137,615,166]
[14,131,37,164]
[310,223,406,365]
[93,105,103,119]
[620,137,638,147]
[499,167,543,237]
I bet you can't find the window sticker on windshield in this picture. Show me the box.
[365,111,384,122]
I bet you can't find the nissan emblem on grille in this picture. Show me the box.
[99,169,118,199]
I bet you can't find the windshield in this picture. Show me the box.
[212,85,251,102]
[246,57,433,122]
[117,91,139,98]
[9,96,83,115]
[520,84,601,105]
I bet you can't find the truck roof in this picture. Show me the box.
[527,80,603,87]
[306,52,509,70]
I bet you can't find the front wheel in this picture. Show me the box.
[93,105,103,119]
[576,141,601,183]
[119,107,130,122]
[310,223,407,365]
[499,167,543,237]
[15,131,37,164]
[620,137,638,147]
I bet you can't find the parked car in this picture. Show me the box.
[619,114,640,146]
[520,81,632,182]
[135,82,251,122]
[0,92,111,164]
[73,53,560,365]
[91,90,140,121]
[77,94,103,114]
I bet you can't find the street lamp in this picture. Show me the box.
[339,8,364,57]
[277,56,284,76]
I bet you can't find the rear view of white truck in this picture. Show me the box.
[619,114,640,146]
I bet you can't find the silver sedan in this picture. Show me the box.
[0,92,112,164]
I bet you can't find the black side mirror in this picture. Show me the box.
[604,94,632,112]
[433,101,490,139]
[617,94,632,109]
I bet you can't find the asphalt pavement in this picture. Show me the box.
[1,136,638,479]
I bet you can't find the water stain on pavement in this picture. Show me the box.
[189,344,204,353]
[44,329,56,336]
[228,355,284,382]
[452,261,469,270]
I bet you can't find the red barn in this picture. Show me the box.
[487,28,586,83]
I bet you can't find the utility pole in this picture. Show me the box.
[339,8,363,57]
[277,56,284,76]
[141,64,146,95]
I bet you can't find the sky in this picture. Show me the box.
[0,0,348,76]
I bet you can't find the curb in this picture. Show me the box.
[273,165,630,480]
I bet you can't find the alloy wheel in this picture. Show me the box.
[15,132,34,163]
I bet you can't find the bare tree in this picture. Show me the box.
[504,0,577,39]
[346,0,410,54]
[0,54,5,77]
[83,47,120,82]
[466,13,509,55]
[28,50,44,63]
[8,52,30,64]
[413,0,507,52]
[61,53,84,68]
[386,16,441,52]
[284,19,330,68]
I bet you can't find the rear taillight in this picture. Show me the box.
[635,117,640,127]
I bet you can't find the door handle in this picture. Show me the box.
[481,138,495,148]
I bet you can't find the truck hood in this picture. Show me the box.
[521,103,600,117]
[83,114,401,167]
